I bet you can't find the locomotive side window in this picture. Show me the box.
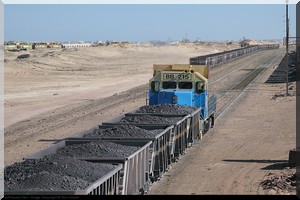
[151,81,160,92]
[196,81,205,93]
[162,82,176,89]
[178,82,193,89]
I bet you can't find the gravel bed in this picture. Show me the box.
[5,154,118,191]
[84,125,164,138]
[57,141,140,158]
[118,115,183,124]
[135,104,198,115]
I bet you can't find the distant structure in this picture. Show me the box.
[4,42,18,51]
[104,41,130,46]
[3,41,63,51]
[92,41,104,47]
[33,42,48,49]
[4,41,32,51]
[62,43,92,48]
[239,39,251,47]
[47,42,62,48]
[32,42,62,49]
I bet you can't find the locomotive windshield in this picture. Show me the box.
[161,81,193,89]
[162,82,176,89]
[178,82,193,89]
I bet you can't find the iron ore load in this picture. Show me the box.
[4,44,280,196]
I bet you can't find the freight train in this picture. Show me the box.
[4,44,280,196]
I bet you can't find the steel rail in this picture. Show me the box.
[215,51,283,120]
[215,50,282,103]
[208,50,271,85]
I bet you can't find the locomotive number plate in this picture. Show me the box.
[163,73,192,80]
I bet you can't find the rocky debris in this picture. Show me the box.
[5,155,118,191]
[84,124,163,138]
[271,84,296,100]
[119,115,182,124]
[42,51,56,57]
[57,141,139,158]
[136,104,198,115]
[259,170,296,194]
[17,54,30,59]
[271,93,286,100]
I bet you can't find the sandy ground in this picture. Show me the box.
[3,42,296,195]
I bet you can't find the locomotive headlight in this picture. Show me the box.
[172,95,178,104]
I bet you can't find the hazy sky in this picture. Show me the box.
[4,4,297,42]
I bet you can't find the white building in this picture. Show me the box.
[62,43,92,48]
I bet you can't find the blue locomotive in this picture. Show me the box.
[147,64,216,135]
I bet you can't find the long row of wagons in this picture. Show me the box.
[4,104,202,195]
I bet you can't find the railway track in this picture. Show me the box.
[207,48,284,119]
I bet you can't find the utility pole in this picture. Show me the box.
[285,0,289,96]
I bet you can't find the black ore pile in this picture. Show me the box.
[84,125,163,138]
[5,154,118,191]
[135,104,198,115]
[57,141,140,158]
[118,115,182,124]
[7,171,90,191]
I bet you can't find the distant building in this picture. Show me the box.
[62,43,92,48]
[239,39,252,47]
[19,42,33,50]
[47,42,62,48]
[4,42,18,51]
[92,41,104,47]
[4,41,32,51]
[104,41,130,46]
[33,42,48,49]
